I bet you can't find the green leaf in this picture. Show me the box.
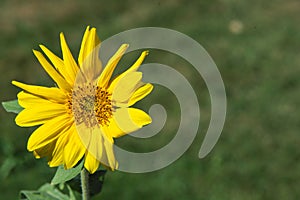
[20,183,76,200]
[39,184,74,200]
[66,184,77,200]
[51,160,84,185]
[2,100,23,114]
[20,191,43,200]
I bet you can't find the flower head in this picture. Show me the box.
[12,26,153,173]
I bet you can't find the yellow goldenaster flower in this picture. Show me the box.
[12,26,153,174]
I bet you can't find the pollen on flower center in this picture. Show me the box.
[67,83,113,127]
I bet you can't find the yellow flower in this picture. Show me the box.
[12,26,153,174]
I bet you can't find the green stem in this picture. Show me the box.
[81,168,89,200]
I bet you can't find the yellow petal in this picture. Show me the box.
[75,123,117,171]
[78,26,91,66]
[110,107,152,137]
[48,131,69,167]
[97,44,129,88]
[110,72,142,104]
[75,124,96,153]
[101,127,118,170]
[108,51,148,91]
[27,114,72,151]
[16,102,67,127]
[78,27,101,67]
[12,81,67,103]
[128,108,152,127]
[128,83,153,106]
[60,33,79,83]
[39,45,74,86]
[78,36,102,82]
[126,50,148,73]
[102,118,124,138]
[33,50,71,91]
[48,150,63,167]
[17,91,53,108]
[76,124,103,162]
[84,151,100,174]
[63,125,86,169]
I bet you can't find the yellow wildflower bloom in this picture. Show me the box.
[12,26,153,174]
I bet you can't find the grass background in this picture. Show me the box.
[1,0,300,199]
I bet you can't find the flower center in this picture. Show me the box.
[67,83,113,127]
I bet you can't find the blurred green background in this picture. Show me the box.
[1,0,300,199]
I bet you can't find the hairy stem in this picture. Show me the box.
[81,168,89,200]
